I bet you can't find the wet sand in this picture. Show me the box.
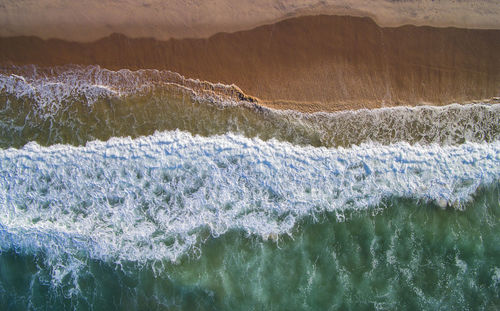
[1,15,500,112]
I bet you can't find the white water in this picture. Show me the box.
[1,131,499,269]
[0,69,119,118]
[0,65,245,118]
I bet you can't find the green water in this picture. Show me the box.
[1,185,499,310]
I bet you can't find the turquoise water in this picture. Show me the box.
[0,66,499,310]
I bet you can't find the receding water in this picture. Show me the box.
[0,65,499,310]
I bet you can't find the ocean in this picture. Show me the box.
[0,65,499,310]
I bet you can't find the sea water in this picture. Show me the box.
[0,66,499,310]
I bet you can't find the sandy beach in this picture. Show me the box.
[1,3,500,309]
[1,0,500,41]
[1,14,499,112]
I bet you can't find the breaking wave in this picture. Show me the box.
[1,131,498,272]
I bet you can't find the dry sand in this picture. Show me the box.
[1,15,499,112]
[1,0,500,41]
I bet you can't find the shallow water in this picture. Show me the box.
[0,66,499,310]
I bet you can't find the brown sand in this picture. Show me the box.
[2,0,500,41]
[1,15,500,112]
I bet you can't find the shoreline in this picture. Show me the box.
[2,63,499,115]
[1,15,500,113]
[259,98,500,114]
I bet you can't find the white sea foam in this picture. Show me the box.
[0,131,499,269]
[0,70,119,118]
[0,65,247,119]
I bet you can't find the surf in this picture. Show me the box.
[1,131,498,268]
